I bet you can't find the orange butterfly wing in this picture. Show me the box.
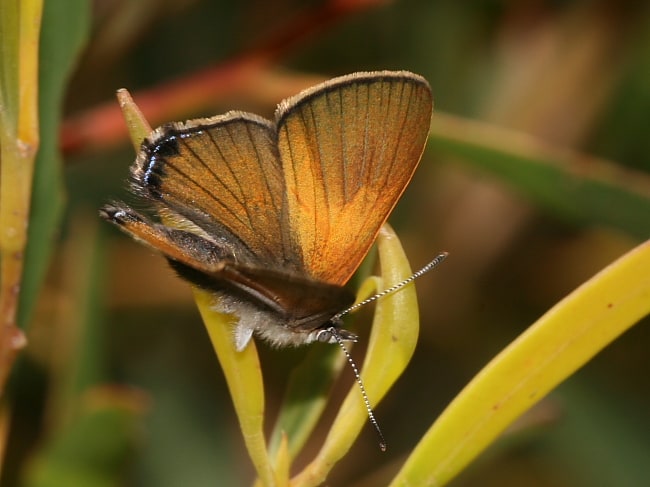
[276,71,433,285]
[130,71,432,287]
[133,112,299,269]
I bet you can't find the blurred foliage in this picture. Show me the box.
[1,0,649,486]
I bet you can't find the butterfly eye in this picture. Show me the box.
[315,329,333,343]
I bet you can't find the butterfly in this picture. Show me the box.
[100,70,433,352]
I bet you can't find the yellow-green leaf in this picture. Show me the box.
[18,0,90,332]
[117,88,151,149]
[194,289,275,487]
[293,224,421,487]
[390,239,650,487]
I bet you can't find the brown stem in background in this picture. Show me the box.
[60,0,389,155]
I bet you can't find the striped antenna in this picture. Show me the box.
[329,251,448,451]
[328,326,388,451]
[332,251,449,321]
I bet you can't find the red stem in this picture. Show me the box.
[60,0,386,155]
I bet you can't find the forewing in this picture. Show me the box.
[101,204,352,331]
[132,112,297,267]
[276,71,433,285]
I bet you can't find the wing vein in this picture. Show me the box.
[173,138,250,229]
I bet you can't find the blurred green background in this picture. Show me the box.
[4,0,649,486]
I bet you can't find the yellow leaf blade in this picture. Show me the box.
[293,224,421,486]
[390,240,650,487]
[194,289,276,487]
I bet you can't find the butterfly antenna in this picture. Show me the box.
[328,326,387,451]
[332,251,449,321]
